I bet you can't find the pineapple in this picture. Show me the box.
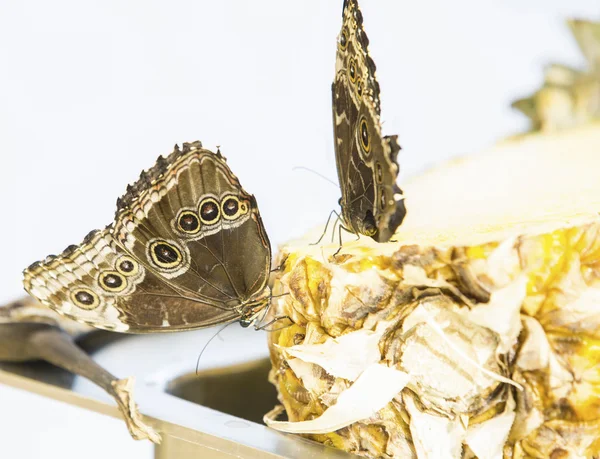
[265,20,600,459]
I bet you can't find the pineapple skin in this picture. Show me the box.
[267,223,600,458]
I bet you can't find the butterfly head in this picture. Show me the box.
[239,315,254,328]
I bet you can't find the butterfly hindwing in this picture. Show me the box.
[332,0,406,242]
[23,227,241,332]
[23,142,270,332]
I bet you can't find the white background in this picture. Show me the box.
[0,0,597,457]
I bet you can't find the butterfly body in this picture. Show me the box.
[332,0,406,243]
[23,142,271,333]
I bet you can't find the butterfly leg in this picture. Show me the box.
[332,217,360,244]
[270,254,289,273]
[254,315,293,332]
[330,213,342,244]
[311,210,341,246]
[332,224,354,258]
[0,323,161,444]
[242,300,292,332]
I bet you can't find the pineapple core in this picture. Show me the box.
[266,122,600,458]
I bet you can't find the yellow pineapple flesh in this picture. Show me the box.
[265,121,600,458]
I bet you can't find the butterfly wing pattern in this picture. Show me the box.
[332,0,406,242]
[23,142,271,333]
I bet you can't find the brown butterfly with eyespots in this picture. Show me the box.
[332,0,406,242]
[23,142,272,333]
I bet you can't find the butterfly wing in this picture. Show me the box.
[112,142,271,309]
[332,0,406,242]
[23,228,240,332]
[23,142,271,333]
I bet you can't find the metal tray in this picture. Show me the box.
[0,326,356,458]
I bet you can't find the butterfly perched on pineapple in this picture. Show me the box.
[23,142,272,332]
[332,0,406,242]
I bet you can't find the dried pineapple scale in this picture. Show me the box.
[267,122,600,458]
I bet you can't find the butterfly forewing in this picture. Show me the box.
[113,145,270,305]
[332,0,406,242]
[23,142,271,332]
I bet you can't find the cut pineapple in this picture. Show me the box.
[266,122,600,458]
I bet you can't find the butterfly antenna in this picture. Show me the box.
[292,166,338,188]
[195,321,237,375]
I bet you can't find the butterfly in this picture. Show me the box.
[332,0,406,243]
[23,142,272,333]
